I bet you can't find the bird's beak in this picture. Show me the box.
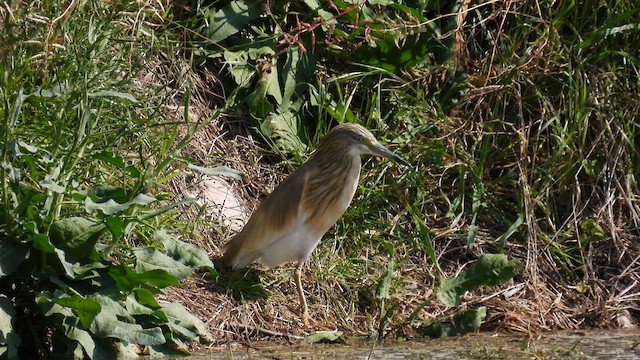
[370,142,411,167]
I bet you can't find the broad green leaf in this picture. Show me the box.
[246,66,278,117]
[91,295,131,320]
[133,248,192,280]
[105,217,125,239]
[30,82,68,97]
[187,164,244,179]
[205,0,261,43]
[302,0,335,24]
[134,288,160,309]
[280,47,301,107]
[124,293,156,315]
[437,254,520,306]
[224,46,275,90]
[60,322,100,360]
[155,230,215,273]
[27,221,55,253]
[108,265,179,292]
[223,50,254,86]
[49,217,105,260]
[160,303,210,341]
[71,262,108,279]
[84,193,156,215]
[40,298,75,318]
[0,295,21,359]
[54,248,76,278]
[260,109,308,155]
[40,179,65,193]
[55,295,101,329]
[0,241,29,276]
[86,184,127,202]
[90,296,165,345]
[304,330,345,344]
[93,152,125,168]
[136,269,180,288]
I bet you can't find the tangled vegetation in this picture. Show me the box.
[1,0,639,358]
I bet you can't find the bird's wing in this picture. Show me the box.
[221,164,314,268]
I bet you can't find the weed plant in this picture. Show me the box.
[0,0,220,357]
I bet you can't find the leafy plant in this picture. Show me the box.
[437,254,520,307]
[0,1,233,358]
[189,0,463,157]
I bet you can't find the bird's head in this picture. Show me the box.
[324,123,411,167]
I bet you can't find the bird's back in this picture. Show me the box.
[221,162,314,268]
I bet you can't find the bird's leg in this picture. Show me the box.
[294,261,310,325]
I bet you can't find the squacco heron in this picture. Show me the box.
[221,123,409,324]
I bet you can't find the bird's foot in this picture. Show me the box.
[301,311,317,328]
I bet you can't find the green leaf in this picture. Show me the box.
[86,184,127,202]
[280,46,301,107]
[408,205,443,275]
[436,254,520,307]
[8,89,26,127]
[187,164,244,179]
[304,330,345,344]
[105,217,125,239]
[204,0,262,43]
[133,248,193,281]
[28,222,55,253]
[580,219,605,247]
[60,322,102,360]
[260,109,308,155]
[160,303,211,342]
[375,259,395,300]
[93,152,126,169]
[134,288,160,309]
[90,295,165,345]
[155,230,215,274]
[88,90,137,102]
[54,295,101,329]
[246,64,279,117]
[136,269,179,288]
[30,82,69,97]
[49,217,105,260]
[302,0,336,24]
[123,293,156,316]
[84,193,156,215]
[495,215,524,250]
[54,248,77,278]
[108,265,179,292]
[40,179,65,193]
[0,295,21,359]
[0,241,29,277]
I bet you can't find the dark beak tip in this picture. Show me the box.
[397,158,412,168]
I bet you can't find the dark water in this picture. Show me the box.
[189,330,640,359]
